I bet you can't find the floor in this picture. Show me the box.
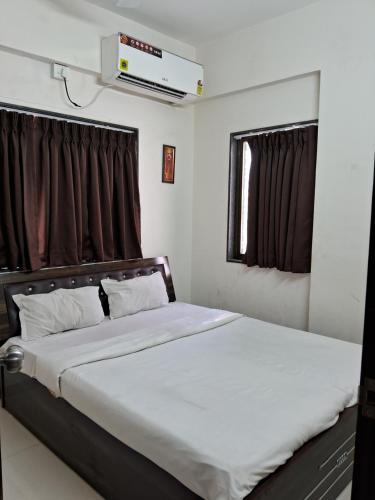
[0,407,352,500]
[337,483,352,500]
[0,409,101,500]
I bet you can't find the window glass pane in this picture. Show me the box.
[240,142,252,255]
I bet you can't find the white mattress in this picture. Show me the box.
[5,302,362,500]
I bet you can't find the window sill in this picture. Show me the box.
[226,257,243,264]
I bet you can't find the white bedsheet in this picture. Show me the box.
[4,302,362,500]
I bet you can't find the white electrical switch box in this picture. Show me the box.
[52,63,69,80]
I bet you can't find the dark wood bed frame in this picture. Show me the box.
[0,256,356,500]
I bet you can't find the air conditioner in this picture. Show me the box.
[101,33,204,104]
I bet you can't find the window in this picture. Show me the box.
[227,121,318,273]
[0,105,142,272]
[227,131,254,262]
[240,141,252,255]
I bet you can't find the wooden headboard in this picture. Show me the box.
[0,256,175,344]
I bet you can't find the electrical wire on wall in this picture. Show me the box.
[62,76,112,109]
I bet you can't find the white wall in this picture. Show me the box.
[0,0,196,302]
[193,0,375,343]
[0,0,195,72]
[192,73,319,330]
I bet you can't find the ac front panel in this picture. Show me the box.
[117,38,203,96]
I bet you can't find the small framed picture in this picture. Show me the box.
[162,145,176,184]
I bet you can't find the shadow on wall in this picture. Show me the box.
[199,264,311,331]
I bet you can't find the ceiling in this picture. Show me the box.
[86,0,319,45]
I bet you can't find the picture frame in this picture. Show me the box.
[162,145,176,184]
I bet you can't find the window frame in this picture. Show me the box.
[226,119,318,263]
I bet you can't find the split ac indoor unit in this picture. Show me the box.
[101,33,204,104]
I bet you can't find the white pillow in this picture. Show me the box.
[101,271,169,319]
[12,286,105,341]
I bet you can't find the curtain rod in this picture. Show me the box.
[0,102,136,135]
[233,120,318,140]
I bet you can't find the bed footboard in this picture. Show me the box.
[3,371,356,500]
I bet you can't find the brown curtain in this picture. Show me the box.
[0,109,142,271]
[243,125,317,273]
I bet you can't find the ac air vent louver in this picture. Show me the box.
[117,73,187,100]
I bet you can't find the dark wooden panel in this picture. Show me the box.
[352,160,375,498]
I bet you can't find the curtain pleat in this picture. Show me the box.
[0,109,142,271]
[243,126,317,273]
[120,134,142,259]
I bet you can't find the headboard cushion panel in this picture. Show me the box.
[0,257,175,342]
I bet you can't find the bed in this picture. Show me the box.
[0,256,361,500]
